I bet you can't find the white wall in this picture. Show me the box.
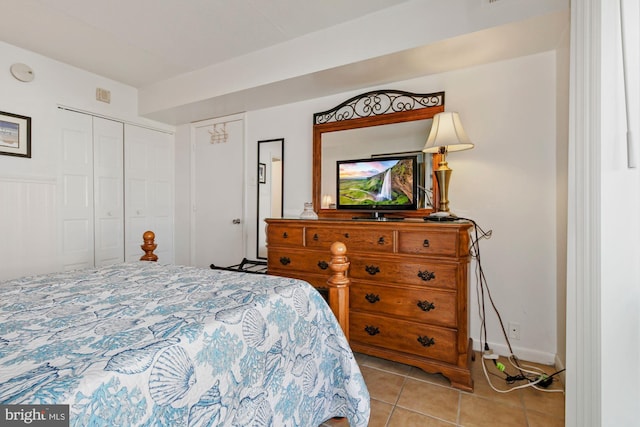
[598,0,640,423]
[235,51,561,363]
[0,41,173,280]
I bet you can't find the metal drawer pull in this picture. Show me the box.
[365,265,380,275]
[365,293,380,304]
[365,325,380,336]
[417,300,435,312]
[313,233,319,241]
[417,336,435,347]
[417,270,435,281]
[279,257,291,266]
[317,260,329,270]
[423,239,430,248]
[378,237,385,245]
[344,233,350,238]
[283,232,288,238]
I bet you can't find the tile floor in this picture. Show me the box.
[322,352,565,427]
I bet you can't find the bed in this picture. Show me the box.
[0,232,368,426]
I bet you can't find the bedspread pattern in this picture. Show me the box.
[0,263,369,426]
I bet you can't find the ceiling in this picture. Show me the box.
[1,0,411,88]
[1,0,569,124]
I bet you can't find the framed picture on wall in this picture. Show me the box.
[0,111,31,158]
[259,163,266,183]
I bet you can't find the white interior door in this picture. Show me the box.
[93,118,124,266]
[191,114,245,268]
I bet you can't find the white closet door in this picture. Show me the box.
[124,125,174,263]
[59,110,95,270]
[60,112,125,269]
[93,118,124,266]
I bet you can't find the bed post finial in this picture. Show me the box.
[140,230,158,262]
[328,241,350,340]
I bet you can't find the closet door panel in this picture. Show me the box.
[93,118,124,266]
[59,110,94,270]
[125,125,174,264]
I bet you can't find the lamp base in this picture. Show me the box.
[434,157,452,213]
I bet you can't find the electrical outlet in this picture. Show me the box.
[508,322,521,340]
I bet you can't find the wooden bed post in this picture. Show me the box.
[327,241,350,340]
[140,230,158,262]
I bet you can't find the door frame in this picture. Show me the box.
[189,113,246,266]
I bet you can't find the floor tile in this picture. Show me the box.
[526,409,565,427]
[387,407,457,427]
[368,399,394,427]
[521,386,565,419]
[459,393,528,427]
[396,378,460,423]
[341,352,565,427]
[360,365,406,404]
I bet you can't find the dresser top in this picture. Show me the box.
[266,217,473,229]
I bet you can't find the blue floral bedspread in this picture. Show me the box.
[0,263,370,426]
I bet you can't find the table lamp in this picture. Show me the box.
[422,112,474,214]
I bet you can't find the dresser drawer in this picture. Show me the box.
[305,227,394,253]
[267,248,334,276]
[350,283,456,328]
[397,229,460,257]
[267,224,304,247]
[349,256,458,290]
[350,312,457,364]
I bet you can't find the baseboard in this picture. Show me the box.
[554,354,566,386]
[473,340,557,366]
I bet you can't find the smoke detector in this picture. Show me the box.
[10,63,34,82]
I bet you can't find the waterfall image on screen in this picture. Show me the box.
[336,155,417,210]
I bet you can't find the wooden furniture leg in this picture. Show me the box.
[140,230,158,262]
[327,241,350,340]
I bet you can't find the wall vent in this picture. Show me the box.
[96,88,111,104]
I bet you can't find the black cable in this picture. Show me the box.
[457,217,528,378]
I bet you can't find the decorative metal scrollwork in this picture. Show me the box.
[313,90,445,125]
[378,237,385,245]
[317,260,329,270]
[365,265,380,275]
[279,257,291,266]
[417,270,436,281]
[417,300,435,312]
[365,325,380,336]
[417,336,435,347]
[365,293,380,304]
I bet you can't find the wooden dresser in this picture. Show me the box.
[265,218,474,391]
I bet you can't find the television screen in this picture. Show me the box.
[336,155,418,211]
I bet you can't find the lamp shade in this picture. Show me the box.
[423,112,474,153]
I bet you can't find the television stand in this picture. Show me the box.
[351,212,405,221]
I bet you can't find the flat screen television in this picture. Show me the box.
[336,155,418,214]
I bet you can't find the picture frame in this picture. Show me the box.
[258,163,266,184]
[0,111,31,158]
